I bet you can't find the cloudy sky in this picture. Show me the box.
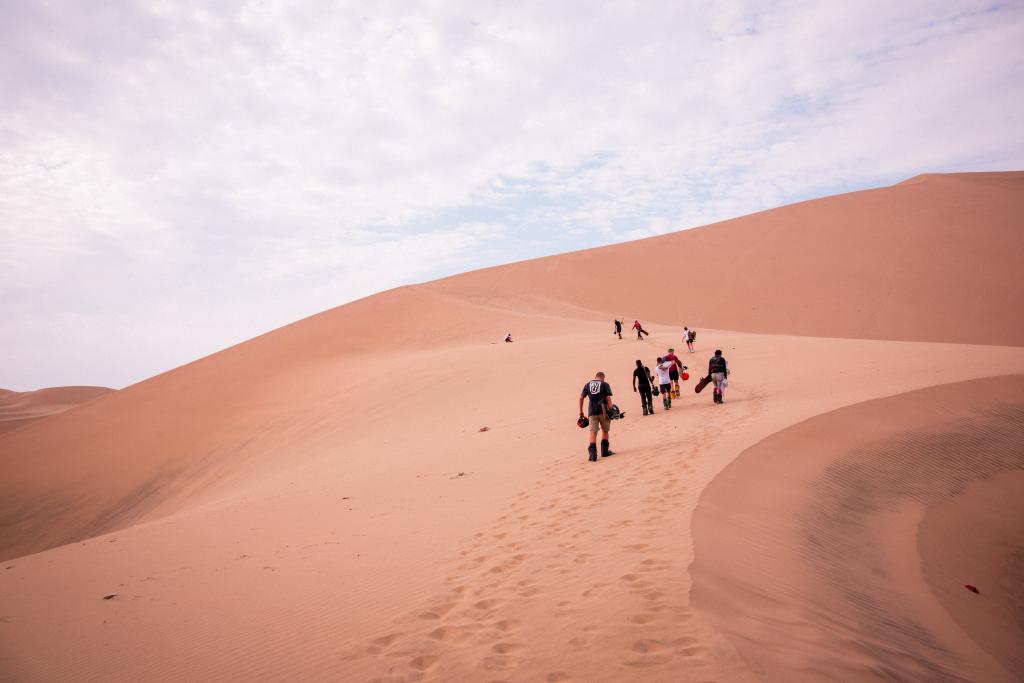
[2,1,1022,390]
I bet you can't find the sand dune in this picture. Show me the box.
[692,375,1024,682]
[1,172,1022,681]
[433,171,1024,346]
[0,386,113,436]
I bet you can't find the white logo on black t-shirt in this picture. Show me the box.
[589,381,602,394]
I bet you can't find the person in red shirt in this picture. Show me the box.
[663,348,686,398]
[632,320,649,340]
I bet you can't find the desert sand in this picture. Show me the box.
[0,172,1022,682]
[0,386,112,436]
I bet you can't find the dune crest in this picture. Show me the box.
[1,172,1023,681]
[692,375,1024,682]
[434,171,1024,346]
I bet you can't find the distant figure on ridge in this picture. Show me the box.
[663,348,686,398]
[614,319,623,339]
[655,356,675,410]
[708,349,730,404]
[504,332,513,343]
[579,371,615,462]
[632,359,655,415]
[633,319,650,340]
[684,326,696,353]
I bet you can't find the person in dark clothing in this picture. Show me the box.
[632,359,655,415]
[578,371,615,462]
[614,319,623,339]
[633,319,650,340]
[708,349,730,404]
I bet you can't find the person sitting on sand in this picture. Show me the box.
[632,359,655,416]
[504,332,513,343]
[579,371,615,462]
[633,320,650,340]
[708,349,729,404]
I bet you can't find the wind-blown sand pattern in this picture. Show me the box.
[692,375,1024,682]
[0,386,112,435]
[1,172,1022,681]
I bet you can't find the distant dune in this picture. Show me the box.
[1,172,1022,681]
[434,171,1024,346]
[0,386,113,435]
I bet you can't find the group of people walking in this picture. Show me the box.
[578,326,730,462]
[615,319,696,353]
[632,347,687,414]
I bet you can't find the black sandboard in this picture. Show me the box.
[695,375,712,393]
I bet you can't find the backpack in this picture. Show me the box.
[689,330,697,342]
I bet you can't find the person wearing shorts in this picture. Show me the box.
[579,371,615,462]
[655,357,674,410]
[708,349,730,404]
[664,348,685,398]
[684,327,695,353]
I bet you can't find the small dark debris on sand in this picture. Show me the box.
[102,593,118,600]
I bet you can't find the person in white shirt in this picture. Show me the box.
[683,326,695,353]
[655,356,675,410]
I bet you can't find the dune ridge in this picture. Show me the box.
[691,375,1024,682]
[1,171,1023,681]
[433,171,1024,346]
[2,171,1022,563]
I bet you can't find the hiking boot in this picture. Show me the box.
[642,408,649,416]
[588,444,598,462]
[600,440,614,457]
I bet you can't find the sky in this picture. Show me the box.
[2,1,1023,390]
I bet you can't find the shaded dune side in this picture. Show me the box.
[919,470,1024,679]
[430,172,1024,346]
[0,386,113,435]
[0,286,585,562]
[691,375,1024,683]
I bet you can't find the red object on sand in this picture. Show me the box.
[964,584,980,594]
[681,372,690,380]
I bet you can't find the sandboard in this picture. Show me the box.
[695,375,712,393]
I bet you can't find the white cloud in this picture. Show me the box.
[1,0,1022,388]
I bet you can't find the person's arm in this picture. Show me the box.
[632,372,638,392]
[605,387,614,411]
[578,394,585,416]
[724,360,729,378]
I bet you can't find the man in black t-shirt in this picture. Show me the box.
[632,359,655,416]
[578,371,615,462]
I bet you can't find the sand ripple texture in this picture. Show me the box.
[692,374,1024,683]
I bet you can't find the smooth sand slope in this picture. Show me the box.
[0,172,1022,682]
[692,375,1024,682]
[433,171,1024,346]
[0,386,112,436]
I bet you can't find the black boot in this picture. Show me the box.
[588,443,597,462]
[642,407,649,415]
[601,439,614,457]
